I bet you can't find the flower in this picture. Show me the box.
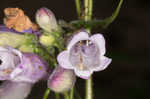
[0,81,33,99]
[4,8,39,33]
[36,7,58,32]
[0,46,22,80]
[10,53,48,83]
[57,31,112,79]
[0,46,48,99]
[0,46,48,83]
[48,66,76,93]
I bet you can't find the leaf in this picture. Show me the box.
[69,0,124,29]
[101,0,124,28]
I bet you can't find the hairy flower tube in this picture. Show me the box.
[48,66,76,93]
[57,31,112,79]
[0,46,48,99]
[0,32,28,48]
[0,25,41,52]
[36,7,58,32]
[0,81,33,99]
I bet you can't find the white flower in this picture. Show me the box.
[57,31,112,79]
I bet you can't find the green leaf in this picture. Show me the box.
[101,0,124,28]
[69,0,124,29]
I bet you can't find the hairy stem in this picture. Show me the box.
[85,77,93,99]
[84,0,93,21]
[84,0,93,99]
[75,0,81,18]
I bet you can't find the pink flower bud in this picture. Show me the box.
[36,7,58,32]
[48,66,76,93]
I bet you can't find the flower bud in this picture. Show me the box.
[18,45,34,53]
[39,34,55,46]
[48,66,76,93]
[36,7,58,32]
[0,32,27,48]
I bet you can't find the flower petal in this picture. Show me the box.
[0,46,9,51]
[57,51,73,69]
[90,34,106,55]
[67,31,89,51]
[10,65,23,79]
[0,81,33,99]
[7,46,23,61]
[0,47,22,70]
[74,68,93,79]
[93,56,112,72]
[0,25,20,33]
[11,53,48,83]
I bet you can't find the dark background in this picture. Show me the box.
[0,0,150,99]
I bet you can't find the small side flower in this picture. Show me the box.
[48,66,76,93]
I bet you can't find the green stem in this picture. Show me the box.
[55,93,60,99]
[43,88,50,99]
[89,0,93,20]
[70,87,74,99]
[84,0,89,21]
[75,0,81,18]
[84,0,93,21]
[64,92,69,99]
[85,77,93,99]
[83,0,93,99]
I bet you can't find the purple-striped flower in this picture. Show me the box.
[57,31,112,79]
[0,46,48,83]
[0,46,48,99]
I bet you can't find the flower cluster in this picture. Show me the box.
[0,8,49,99]
[0,6,112,99]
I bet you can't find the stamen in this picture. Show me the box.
[78,49,85,70]
[3,69,11,75]
[39,66,43,70]
[77,63,84,70]
[86,40,89,46]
